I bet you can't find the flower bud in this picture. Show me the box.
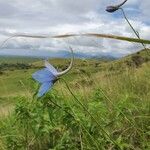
[106,0,128,13]
[106,6,119,13]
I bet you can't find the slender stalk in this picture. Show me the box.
[61,78,121,149]
[47,99,74,118]
[80,124,101,150]
[1,33,150,50]
[48,98,101,150]
[120,8,150,55]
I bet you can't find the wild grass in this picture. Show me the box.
[0,55,149,150]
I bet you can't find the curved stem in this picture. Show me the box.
[2,33,150,50]
[57,47,74,76]
[116,0,128,8]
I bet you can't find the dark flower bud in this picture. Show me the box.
[106,0,128,13]
[106,6,119,13]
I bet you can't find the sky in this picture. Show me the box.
[0,0,150,58]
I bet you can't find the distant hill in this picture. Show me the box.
[0,55,41,64]
[121,49,150,67]
[100,49,150,71]
[1,49,149,73]
[0,49,116,60]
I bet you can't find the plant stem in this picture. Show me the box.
[48,98,101,150]
[120,8,150,55]
[61,78,121,149]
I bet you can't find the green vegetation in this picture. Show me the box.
[0,51,149,150]
[0,56,41,64]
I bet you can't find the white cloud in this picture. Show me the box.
[0,0,150,57]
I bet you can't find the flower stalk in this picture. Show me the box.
[61,78,121,149]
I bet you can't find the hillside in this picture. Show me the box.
[123,49,150,66]
[99,49,150,72]
[0,50,149,150]
[0,49,149,97]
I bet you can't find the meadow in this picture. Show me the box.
[0,51,149,150]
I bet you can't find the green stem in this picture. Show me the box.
[48,98,100,150]
[120,8,150,55]
[61,78,121,149]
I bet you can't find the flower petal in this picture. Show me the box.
[38,82,53,97]
[32,68,56,83]
[45,60,58,75]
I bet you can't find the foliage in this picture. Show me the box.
[0,56,149,149]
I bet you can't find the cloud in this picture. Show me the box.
[0,0,150,57]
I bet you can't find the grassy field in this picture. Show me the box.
[0,56,41,64]
[0,52,149,150]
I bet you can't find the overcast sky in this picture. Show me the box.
[0,0,150,57]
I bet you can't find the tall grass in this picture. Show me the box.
[0,58,149,150]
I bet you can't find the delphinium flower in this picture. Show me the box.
[106,0,127,13]
[32,47,74,97]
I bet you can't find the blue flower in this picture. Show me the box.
[32,48,74,97]
[32,61,58,97]
[106,0,127,13]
